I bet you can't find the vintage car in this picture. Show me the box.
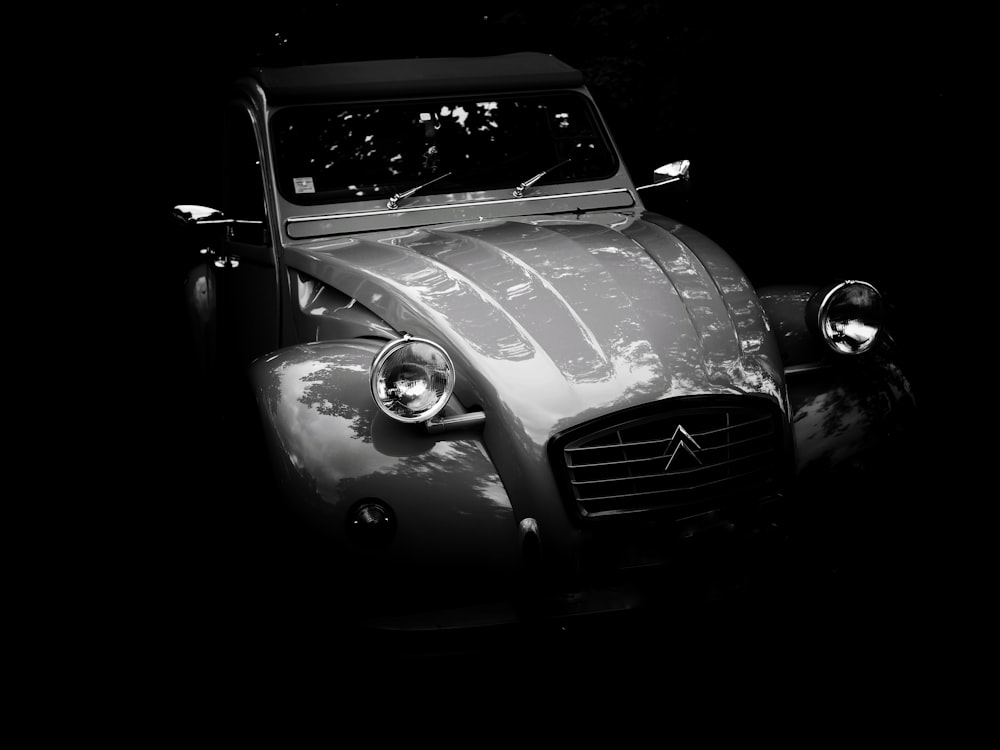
[175,52,914,630]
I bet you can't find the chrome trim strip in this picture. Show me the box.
[286,188,633,224]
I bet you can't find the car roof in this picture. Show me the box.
[246,52,585,103]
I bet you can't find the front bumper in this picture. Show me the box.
[360,433,914,634]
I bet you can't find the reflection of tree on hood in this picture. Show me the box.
[297,360,372,443]
[259,355,372,444]
[336,439,512,522]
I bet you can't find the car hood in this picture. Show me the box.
[285,213,786,441]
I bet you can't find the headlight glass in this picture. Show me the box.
[817,280,883,354]
[370,337,455,422]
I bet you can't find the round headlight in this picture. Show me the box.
[370,337,455,423]
[814,280,883,355]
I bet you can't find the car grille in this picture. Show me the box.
[554,399,784,518]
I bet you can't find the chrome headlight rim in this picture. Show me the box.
[369,335,456,423]
[814,279,883,356]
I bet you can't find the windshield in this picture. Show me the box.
[270,92,618,205]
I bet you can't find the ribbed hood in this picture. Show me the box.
[287,214,785,443]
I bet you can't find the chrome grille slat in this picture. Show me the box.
[565,432,774,469]
[575,467,772,504]
[555,401,783,518]
[569,447,777,485]
[564,414,772,453]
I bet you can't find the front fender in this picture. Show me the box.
[757,284,827,368]
[787,340,916,478]
[756,284,916,477]
[250,339,522,618]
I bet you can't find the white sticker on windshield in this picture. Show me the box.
[293,176,316,194]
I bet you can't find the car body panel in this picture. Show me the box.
[251,339,522,616]
[757,285,830,368]
[788,340,915,477]
[254,52,586,103]
[283,213,785,416]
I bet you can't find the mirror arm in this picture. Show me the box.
[183,218,264,225]
[636,159,691,191]
[172,205,264,226]
[635,175,685,192]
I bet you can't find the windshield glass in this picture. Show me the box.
[271,92,618,205]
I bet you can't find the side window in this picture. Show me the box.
[224,106,268,245]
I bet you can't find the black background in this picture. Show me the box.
[58,3,966,686]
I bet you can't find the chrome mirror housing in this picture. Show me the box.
[173,205,230,225]
[636,159,691,191]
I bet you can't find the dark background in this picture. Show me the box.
[73,4,963,678]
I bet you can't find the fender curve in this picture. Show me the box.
[755,284,917,477]
[787,337,916,478]
[249,338,522,615]
[757,284,828,368]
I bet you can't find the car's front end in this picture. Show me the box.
[251,211,913,629]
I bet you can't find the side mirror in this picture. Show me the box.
[173,205,230,225]
[636,159,691,192]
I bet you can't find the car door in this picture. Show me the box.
[217,103,281,375]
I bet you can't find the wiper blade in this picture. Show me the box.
[512,157,573,198]
[386,171,453,210]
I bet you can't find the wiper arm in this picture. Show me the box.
[386,171,453,210]
[512,158,573,198]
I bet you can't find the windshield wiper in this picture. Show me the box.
[386,171,453,210]
[512,158,573,198]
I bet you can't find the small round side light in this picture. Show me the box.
[347,500,396,545]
